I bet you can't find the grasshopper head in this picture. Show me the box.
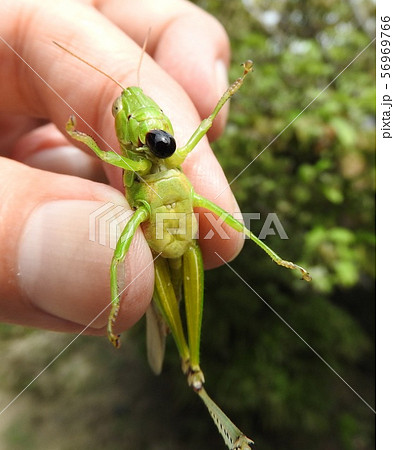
[112,89,176,159]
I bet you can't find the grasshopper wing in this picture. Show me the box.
[146,298,168,375]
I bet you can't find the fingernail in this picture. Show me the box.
[23,146,106,181]
[18,200,124,328]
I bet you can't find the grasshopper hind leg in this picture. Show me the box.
[197,388,254,450]
[182,242,205,390]
[153,256,191,365]
[182,242,253,448]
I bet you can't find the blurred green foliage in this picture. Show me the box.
[197,1,375,448]
[0,0,375,449]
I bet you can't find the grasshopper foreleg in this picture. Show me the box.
[66,115,152,173]
[166,61,254,168]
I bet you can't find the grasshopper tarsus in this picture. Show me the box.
[242,59,254,74]
[301,270,312,282]
[109,333,121,349]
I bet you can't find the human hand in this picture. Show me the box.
[0,0,243,337]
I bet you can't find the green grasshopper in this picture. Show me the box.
[55,42,311,449]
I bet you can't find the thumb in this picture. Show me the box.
[0,157,153,336]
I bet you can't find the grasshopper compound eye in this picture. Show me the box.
[112,96,123,117]
[145,130,176,158]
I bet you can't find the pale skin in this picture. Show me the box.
[0,0,243,337]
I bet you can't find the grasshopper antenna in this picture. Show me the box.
[136,27,151,87]
[53,41,126,91]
